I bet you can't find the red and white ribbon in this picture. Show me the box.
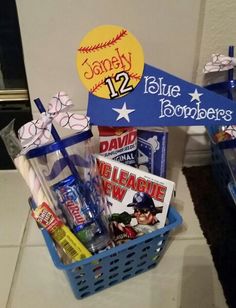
[203,54,236,73]
[18,92,90,151]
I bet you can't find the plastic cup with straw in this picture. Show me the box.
[34,98,112,253]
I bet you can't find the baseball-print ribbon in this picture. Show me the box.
[203,54,236,73]
[18,91,90,151]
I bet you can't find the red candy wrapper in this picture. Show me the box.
[32,202,63,232]
[98,126,137,167]
[32,203,91,262]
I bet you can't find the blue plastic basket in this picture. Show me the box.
[207,126,235,207]
[41,206,182,299]
[205,45,236,207]
[228,182,236,205]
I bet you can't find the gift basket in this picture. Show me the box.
[204,46,236,207]
[0,91,182,299]
[38,200,181,299]
[5,22,236,299]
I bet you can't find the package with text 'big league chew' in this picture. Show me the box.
[96,154,175,244]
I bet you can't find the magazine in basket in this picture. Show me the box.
[96,154,175,244]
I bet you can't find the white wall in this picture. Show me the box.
[184,0,236,166]
[195,0,236,86]
[16,0,203,174]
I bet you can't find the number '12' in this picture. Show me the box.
[105,71,133,99]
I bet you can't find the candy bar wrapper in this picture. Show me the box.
[137,127,168,177]
[98,126,137,167]
[32,203,92,262]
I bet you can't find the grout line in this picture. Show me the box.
[21,244,46,248]
[0,245,21,248]
[169,236,206,241]
[0,170,18,173]
[20,211,33,247]
[20,210,47,248]
[5,213,31,308]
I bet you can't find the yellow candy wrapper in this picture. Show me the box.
[32,202,92,262]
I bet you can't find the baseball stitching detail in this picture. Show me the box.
[78,29,128,53]
[90,72,141,93]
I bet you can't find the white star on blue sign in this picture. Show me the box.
[188,89,203,102]
[112,102,135,122]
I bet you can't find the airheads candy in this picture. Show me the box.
[32,202,91,262]
[98,126,137,166]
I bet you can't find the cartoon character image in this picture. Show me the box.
[109,192,164,244]
[109,211,137,244]
[127,192,163,225]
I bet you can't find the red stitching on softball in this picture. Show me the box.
[129,73,141,81]
[78,29,128,53]
[90,72,142,93]
[90,79,106,93]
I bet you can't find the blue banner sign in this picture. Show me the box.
[87,63,236,126]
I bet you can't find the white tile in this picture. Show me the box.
[145,239,227,308]
[8,246,78,308]
[0,247,19,308]
[167,168,204,239]
[185,134,210,151]
[8,239,226,308]
[22,214,46,246]
[187,126,207,135]
[0,171,30,245]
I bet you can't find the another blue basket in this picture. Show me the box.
[41,206,182,299]
[228,182,236,205]
[205,44,236,207]
[207,126,235,207]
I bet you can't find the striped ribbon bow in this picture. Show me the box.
[203,54,236,73]
[18,91,90,151]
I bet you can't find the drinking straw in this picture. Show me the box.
[227,45,234,100]
[34,98,81,181]
[34,98,101,221]
[34,98,97,213]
